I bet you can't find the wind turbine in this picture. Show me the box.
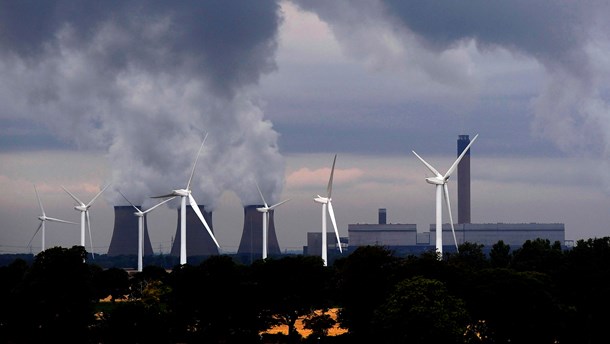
[151,134,219,265]
[313,154,342,266]
[412,134,478,259]
[118,190,175,272]
[61,183,111,258]
[28,184,78,252]
[255,181,290,260]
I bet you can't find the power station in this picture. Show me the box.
[169,205,219,257]
[237,205,281,261]
[107,205,154,256]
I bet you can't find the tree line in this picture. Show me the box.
[0,237,609,344]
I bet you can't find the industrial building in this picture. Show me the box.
[169,205,219,257]
[236,205,281,262]
[107,205,154,256]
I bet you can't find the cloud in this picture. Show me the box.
[0,0,287,208]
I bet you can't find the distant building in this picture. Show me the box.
[348,223,417,247]
[431,222,566,249]
[304,232,347,257]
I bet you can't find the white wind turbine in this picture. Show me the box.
[118,190,176,272]
[255,181,290,260]
[412,134,478,259]
[28,184,78,252]
[313,154,342,266]
[62,183,111,258]
[151,134,219,265]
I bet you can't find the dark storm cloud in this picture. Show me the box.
[0,0,286,207]
[0,0,281,97]
[382,0,590,76]
[290,0,610,155]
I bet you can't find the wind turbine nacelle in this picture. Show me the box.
[173,189,190,197]
[256,207,267,213]
[425,177,446,185]
[75,205,88,211]
[314,196,329,204]
[134,212,145,217]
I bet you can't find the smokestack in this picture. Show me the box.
[457,135,471,224]
[237,205,281,259]
[107,206,154,256]
[170,205,219,257]
[378,208,387,224]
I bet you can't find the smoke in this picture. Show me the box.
[291,0,610,155]
[0,0,285,208]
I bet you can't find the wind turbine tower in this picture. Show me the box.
[62,183,111,257]
[412,134,478,259]
[151,134,219,265]
[29,184,78,252]
[313,154,342,266]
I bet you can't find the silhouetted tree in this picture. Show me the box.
[448,242,488,271]
[371,276,470,344]
[335,246,400,341]
[10,246,96,343]
[512,238,564,274]
[468,268,563,344]
[254,255,329,343]
[489,240,511,268]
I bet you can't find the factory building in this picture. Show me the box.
[431,222,566,249]
[170,205,219,257]
[236,205,281,262]
[107,205,154,256]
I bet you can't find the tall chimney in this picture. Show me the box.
[237,205,281,259]
[107,205,154,256]
[378,208,387,224]
[457,135,471,224]
[170,205,219,257]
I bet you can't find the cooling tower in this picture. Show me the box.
[237,205,281,258]
[107,205,154,256]
[170,205,219,257]
[457,135,471,224]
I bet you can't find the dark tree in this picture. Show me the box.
[371,276,470,344]
[253,255,329,343]
[448,241,488,271]
[489,240,511,268]
[167,255,260,343]
[8,246,96,343]
[468,268,564,344]
[511,238,564,274]
[334,246,400,341]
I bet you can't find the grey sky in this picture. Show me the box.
[1,0,610,254]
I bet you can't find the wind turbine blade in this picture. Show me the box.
[188,194,220,248]
[46,217,79,225]
[412,151,443,178]
[269,198,291,210]
[186,133,208,191]
[34,184,45,216]
[445,133,478,178]
[86,211,95,259]
[151,193,176,199]
[327,154,337,198]
[327,201,342,253]
[87,183,111,207]
[28,223,43,248]
[62,186,85,206]
[118,189,141,213]
[255,181,268,208]
[443,184,459,252]
[143,196,176,214]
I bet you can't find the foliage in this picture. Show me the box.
[372,276,470,344]
[2,238,610,343]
